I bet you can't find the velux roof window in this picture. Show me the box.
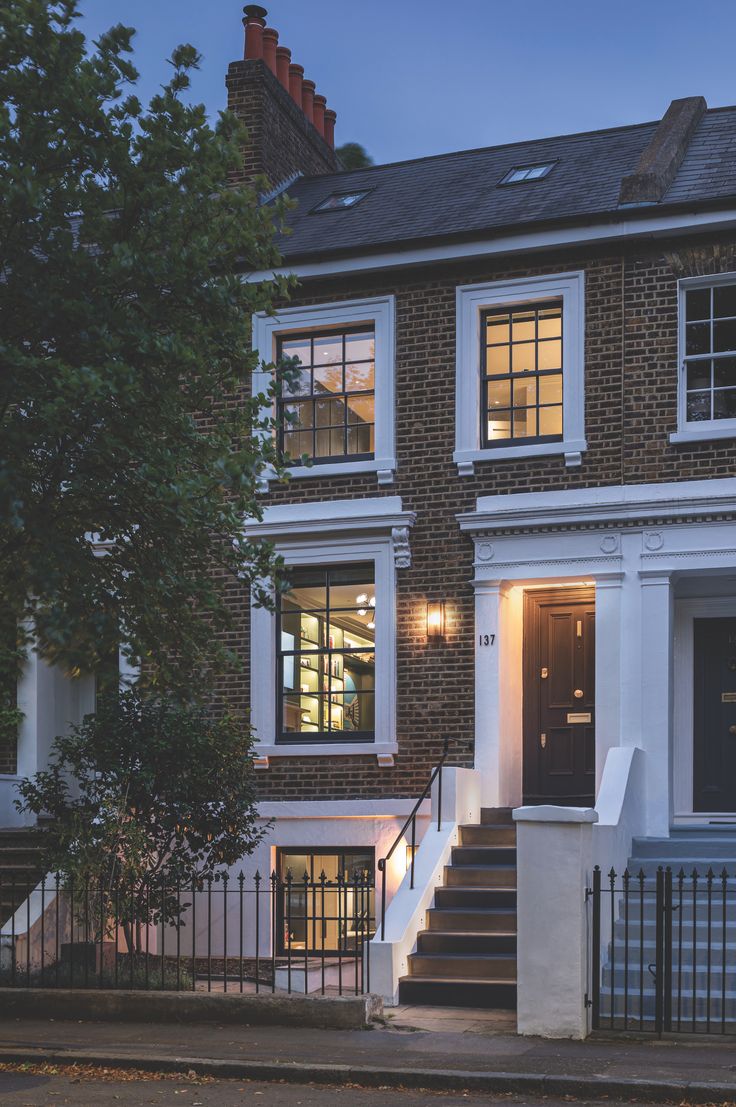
[499,163,555,185]
[312,190,370,213]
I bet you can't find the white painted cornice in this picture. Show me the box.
[244,495,415,540]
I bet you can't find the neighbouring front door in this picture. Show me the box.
[523,588,595,806]
[693,617,736,812]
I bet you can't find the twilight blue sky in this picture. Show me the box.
[77,1,736,166]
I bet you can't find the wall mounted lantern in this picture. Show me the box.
[426,601,445,640]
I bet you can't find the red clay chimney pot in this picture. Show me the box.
[301,78,316,123]
[288,63,304,105]
[275,45,291,89]
[242,5,267,60]
[323,108,337,148]
[312,94,326,137]
[262,27,278,74]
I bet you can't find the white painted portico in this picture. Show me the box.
[458,477,736,836]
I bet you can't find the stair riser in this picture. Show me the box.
[480,808,515,826]
[451,847,516,867]
[398,978,516,1009]
[426,910,516,932]
[434,888,516,910]
[444,866,516,888]
[417,932,516,955]
[408,955,516,980]
[459,826,515,847]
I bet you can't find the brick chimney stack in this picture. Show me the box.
[226,5,339,188]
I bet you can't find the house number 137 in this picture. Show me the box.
[479,634,495,646]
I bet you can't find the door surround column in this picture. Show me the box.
[473,579,522,809]
[639,570,674,837]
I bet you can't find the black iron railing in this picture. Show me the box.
[376,736,452,940]
[588,864,736,1035]
[0,870,373,996]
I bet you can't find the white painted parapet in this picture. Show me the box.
[368,766,481,1005]
[514,746,646,1039]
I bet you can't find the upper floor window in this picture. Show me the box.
[671,274,736,445]
[278,327,375,465]
[499,163,555,185]
[278,563,376,744]
[312,191,370,212]
[482,300,563,446]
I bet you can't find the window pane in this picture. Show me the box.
[511,311,535,343]
[539,373,563,405]
[347,395,374,425]
[686,391,711,422]
[686,322,710,355]
[345,331,374,361]
[538,309,562,339]
[345,361,374,391]
[486,315,509,345]
[487,411,511,440]
[283,431,312,459]
[714,285,736,319]
[538,405,563,437]
[487,379,511,409]
[713,388,736,419]
[313,362,342,394]
[347,424,374,454]
[538,339,562,371]
[486,344,509,374]
[331,692,375,733]
[686,360,711,391]
[714,318,736,353]
[512,377,537,407]
[686,288,710,322]
[313,334,342,364]
[511,343,535,373]
[513,407,537,438]
[281,337,311,365]
[315,398,344,427]
[714,357,736,388]
[283,401,313,430]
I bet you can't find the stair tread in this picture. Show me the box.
[399,974,516,984]
[418,930,517,937]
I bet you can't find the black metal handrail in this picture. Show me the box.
[376,736,452,940]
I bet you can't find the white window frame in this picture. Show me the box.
[670,271,736,445]
[454,271,587,473]
[247,497,415,764]
[252,296,396,488]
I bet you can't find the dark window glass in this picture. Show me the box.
[684,282,736,423]
[277,328,375,464]
[277,848,375,955]
[482,301,563,446]
[313,191,370,212]
[278,564,375,743]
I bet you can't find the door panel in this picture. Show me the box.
[693,617,736,812]
[523,588,596,806]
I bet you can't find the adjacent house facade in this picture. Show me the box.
[4,5,736,1034]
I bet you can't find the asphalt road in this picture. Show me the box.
[0,1070,653,1106]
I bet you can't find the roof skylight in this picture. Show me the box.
[500,163,556,185]
[312,190,370,213]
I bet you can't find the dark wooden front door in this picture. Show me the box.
[523,588,595,806]
[693,617,736,812]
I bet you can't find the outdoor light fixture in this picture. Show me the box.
[426,601,445,640]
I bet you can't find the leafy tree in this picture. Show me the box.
[0,0,295,742]
[336,142,373,170]
[16,689,266,944]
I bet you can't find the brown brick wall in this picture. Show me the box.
[0,738,16,776]
[230,233,736,803]
[226,60,337,189]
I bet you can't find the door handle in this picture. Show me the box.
[540,732,547,749]
[573,689,584,699]
[729,725,736,736]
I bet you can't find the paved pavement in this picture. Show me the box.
[1,1011,736,1102]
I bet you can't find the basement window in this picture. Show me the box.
[499,163,555,185]
[312,190,370,212]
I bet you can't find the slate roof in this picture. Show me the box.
[273,107,736,262]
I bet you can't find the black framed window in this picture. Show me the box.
[482,300,563,446]
[277,327,375,464]
[278,848,375,955]
[278,564,375,744]
[683,282,736,423]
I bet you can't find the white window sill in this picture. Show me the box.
[670,425,736,445]
[453,438,587,475]
[257,457,396,492]
[252,741,397,768]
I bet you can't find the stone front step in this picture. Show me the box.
[416,930,517,955]
[408,952,516,980]
[398,976,516,1009]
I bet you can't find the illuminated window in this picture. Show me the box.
[313,191,370,212]
[278,848,375,955]
[500,163,555,185]
[683,281,736,424]
[278,564,376,744]
[482,300,563,446]
[278,327,375,464]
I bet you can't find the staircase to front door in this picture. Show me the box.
[398,808,517,1008]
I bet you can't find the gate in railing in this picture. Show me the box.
[0,870,373,996]
[588,865,736,1034]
